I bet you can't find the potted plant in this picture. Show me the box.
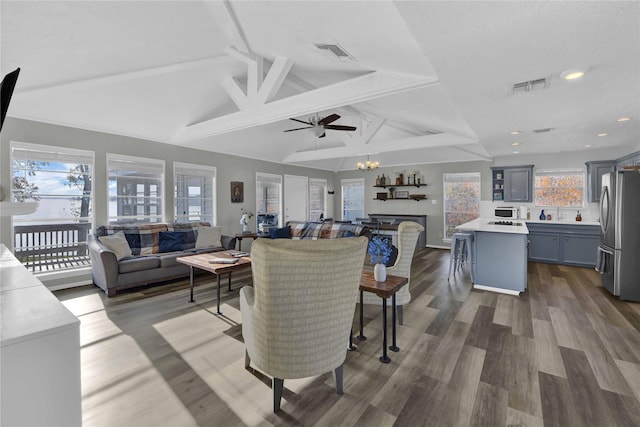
[240,208,254,233]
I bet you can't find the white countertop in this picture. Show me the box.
[1,244,79,347]
[525,219,600,226]
[456,218,529,234]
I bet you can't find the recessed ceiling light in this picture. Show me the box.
[584,144,593,148]
[511,142,521,146]
[513,151,520,154]
[597,133,608,137]
[561,69,585,80]
[509,131,521,135]
[616,117,632,122]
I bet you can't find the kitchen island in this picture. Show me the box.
[455,218,529,295]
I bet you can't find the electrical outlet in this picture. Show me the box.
[432,199,437,204]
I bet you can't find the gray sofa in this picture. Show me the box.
[88,222,235,296]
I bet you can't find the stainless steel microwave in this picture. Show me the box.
[495,207,519,219]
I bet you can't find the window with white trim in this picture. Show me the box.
[174,162,216,224]
[341,178,365,222]
[107,154,164,223]
[309,178,327,222]
[534,169,585,208]
[256,173,282,228]
[11,142,94,272]
[443,172,481,240]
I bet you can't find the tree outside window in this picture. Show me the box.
[534,170,584,207]
[443,173,480,240]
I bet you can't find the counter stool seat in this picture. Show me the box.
[448,232,474,283]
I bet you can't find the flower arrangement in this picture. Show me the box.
[368,235,392,265]
[240,208,254,228]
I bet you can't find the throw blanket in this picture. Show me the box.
[286,221,366,240]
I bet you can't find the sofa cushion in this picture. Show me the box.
[98,232,132,260]
[96,223,168,255]
[196,226,222,248]
[167,222,206,250]
[269,226,291,239]
[158,252,187,268]
[118,256,161,274]
[159,231,184,253]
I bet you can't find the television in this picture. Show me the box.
[1,67,20,131]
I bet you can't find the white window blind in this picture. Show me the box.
[256,173,282,228]
[309,178,327,222]
[107,153,164,223]
[341,178,364,222]
[174,162,216,224]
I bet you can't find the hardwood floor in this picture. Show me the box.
[55,248,640,426]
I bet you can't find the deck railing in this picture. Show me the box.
[13,223,93,272]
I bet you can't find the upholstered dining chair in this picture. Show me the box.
[240,236,368,412]
[361,221,424,325]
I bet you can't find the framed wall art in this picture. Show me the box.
[394,190,409,199]
[231,181,244,203]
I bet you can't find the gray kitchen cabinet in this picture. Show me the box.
[526,222,599,267]
[528,232,560,263]
[491,165,534,202]
[586,160,616,202]
[616,150,640,169]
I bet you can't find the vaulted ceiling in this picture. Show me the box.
[2,1,639,171]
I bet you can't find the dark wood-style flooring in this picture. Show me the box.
[55,248,640,426]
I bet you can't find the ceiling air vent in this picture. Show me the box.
[533,127,554,133]
[314,43,354,60]
[512,77,548,93]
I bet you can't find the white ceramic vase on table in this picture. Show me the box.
[374,263,387,282]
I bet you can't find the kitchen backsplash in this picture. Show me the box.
[481,201,600,223]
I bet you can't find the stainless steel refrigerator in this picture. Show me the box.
[596,170,640,301]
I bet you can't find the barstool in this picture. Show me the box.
[448,232,474,283]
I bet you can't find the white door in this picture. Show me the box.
[284,175,308,223]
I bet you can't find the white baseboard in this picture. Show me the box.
[473,284,521,296]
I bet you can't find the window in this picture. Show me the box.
[443,172,481,240]
[11,142,94,272]
[341,178,364,222]
[534,169,584,208]
[309,178,327,222]
[256,173,282,228]
[174,162,216,224]
[107,154,164,223]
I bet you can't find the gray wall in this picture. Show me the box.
[2,117,631,285]
[0,118,335,286]
[336,161,493,248]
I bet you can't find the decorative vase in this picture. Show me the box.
[374,263,387,282]
[539,210,546,220]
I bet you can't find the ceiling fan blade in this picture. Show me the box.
[324,125,357,131]
[284,126,314,132]
[318,114,340,125]
[318,132,326,138]
[289,118,312,125]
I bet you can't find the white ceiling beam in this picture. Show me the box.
[175,71,439,143]
[222,77,249,111]
[256,56,293,105]
[15,55,232,94]
[283,133,478,163]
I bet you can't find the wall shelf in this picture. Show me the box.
[374,184,425,189]
[374,196,427,202]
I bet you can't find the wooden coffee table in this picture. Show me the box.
[355,270,408,363]
[177,252,251,315]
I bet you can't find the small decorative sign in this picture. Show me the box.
[231,181,243,203]
[395,190,409,199]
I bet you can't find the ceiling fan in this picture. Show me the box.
[284,113,356,138]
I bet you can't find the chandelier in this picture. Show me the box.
[357,155,379,171]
